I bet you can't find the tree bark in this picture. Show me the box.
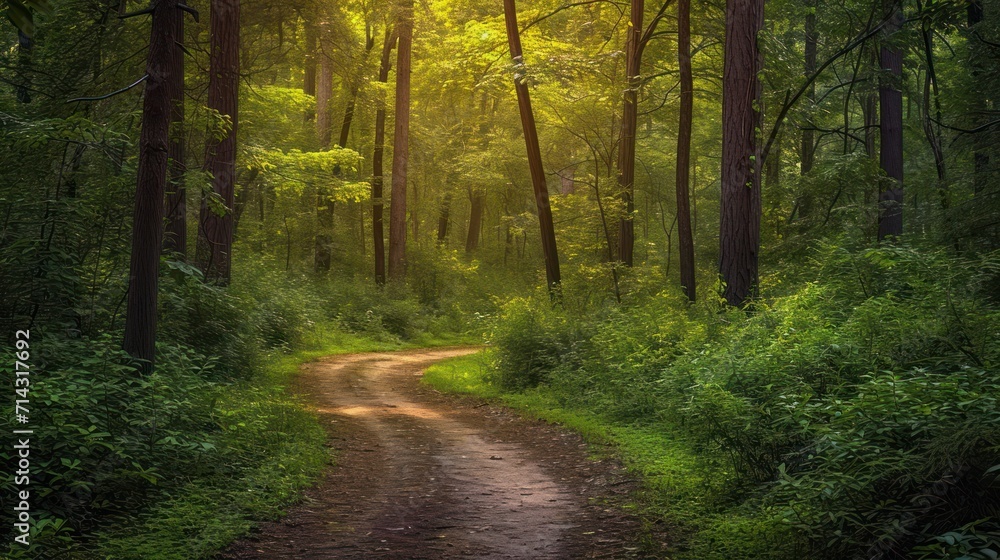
[303,22,317,121]
[503,0,561,294]
[16,31,32,104]
[372,28,397,286]
[968,0,989,196]
[466,191,484,253]
[676,0,696,302]
[437,192,452,246]
[877,0,904,240]
[123,0,181,369]
[304,23,317,97]
[616,0,644,267]
[719,0,764,307]
[388,0,414,281]
[800,0,817,175]
[198,0,240,284]
[163,9,187,257]
[314,46,334,272]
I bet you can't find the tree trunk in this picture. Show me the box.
[503,0,561,294]
[719,0,764,307]
[316,53,333,148]
[123,0,181,369]
[16,31,32,104]
[676,0,696,302]
[616,0,644,267]
[968,0,989,196]
[314,48,334,272]
[372,28,397,286]
[800,0,817,175]
[163,10,186,257]
[388,0,413,281]
[304,23,317,96]
[198,0,240,284]
[877,0,904,240]
[437,192,452,246]
[466,191,484,253]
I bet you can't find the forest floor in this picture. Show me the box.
[219,347,666,559]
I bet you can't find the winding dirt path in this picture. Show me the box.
[221,348,663,559]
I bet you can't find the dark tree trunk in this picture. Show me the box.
[304,23,317,97]
[466,191,484,253]
[123,0,181,369]
[877,0,904,240]
[198,0,240,284]
[503,0,561,294]
[16,31,32,104]
[339,88,358,150]
[617,0,644,267]
[969,0,989,196]
[437,192,452,246]
[303,22,317,121]
[863,89,878,158]
[719,0,764,307]
[388,0,413,281]
[676,0,696,302]
[163,10,187,257]
[800,0,817,175]
[372,28,396,286]
[919,30,947,209]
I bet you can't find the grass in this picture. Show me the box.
[422,350,796,560]
[89,324,477,560]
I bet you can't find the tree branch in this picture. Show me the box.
[66,75,149,103]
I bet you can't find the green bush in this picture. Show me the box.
[484,243,1000,559]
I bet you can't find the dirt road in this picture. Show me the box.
[221,348,661,559]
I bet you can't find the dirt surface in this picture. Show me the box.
[221,348,665,559]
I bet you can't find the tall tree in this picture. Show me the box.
[163,9,186,257]
[968,0,989,195]
[676,0,696,302]
[198,0,240,284]
[388,0,414,281]
[878,0,904,240]
[719,0,764,307]
[372,27,397,285]
[617,0,674,266]
[315,41,335,272]
[502,0,561,293]
[437,192,452,246]
[617,0,644,267]
[123,0,182,368]
[800,0,818,176]
[465,189,484,253]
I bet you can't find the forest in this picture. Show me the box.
[1,0,999,557]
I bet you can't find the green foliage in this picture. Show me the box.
[480,243,1000,559]
[486,297,589,391]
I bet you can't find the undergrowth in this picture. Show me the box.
[425,243,1000,560]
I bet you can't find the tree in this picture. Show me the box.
[502,0,561,294]
[719,0,764,307]
[388,0,413,281]
[315,34,335,272]
[617,0,644,267]
[676,0,696,302]
[617,0,675,267]
[800,0,817,176]
[372,27,397,285]
[465,188,484,253]
[163,8,187,257]
[123,0,182,368]
[198,0,240,283]
[877,0,903,240]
